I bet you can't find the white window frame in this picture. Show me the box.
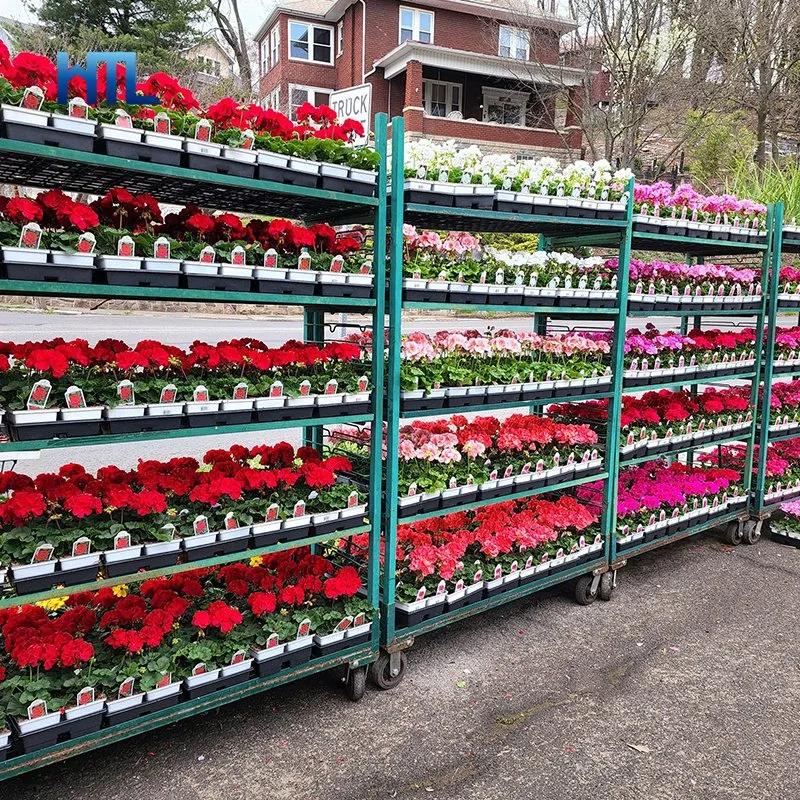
[289,84,333,119]
[481,86,529,126]
[260,40,269,76]
[197,56,222,77]
[422,79,462,117]
[399,6,434,44]
[288,19,334,65]
[263,87,281,111]
[270,25,280,68]
[337,21,344,57]
[498,25,530,60]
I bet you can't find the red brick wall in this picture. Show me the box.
[412,115,580,150]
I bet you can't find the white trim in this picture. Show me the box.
[399,6,435,44]
[337,20,344,56]
[270,25,281,69]
[498,25,530,60]
[481,85,528,125]
[422,78,462,117]
[289,84,334,119]
[288,18,335,66]
[375,40,584,85]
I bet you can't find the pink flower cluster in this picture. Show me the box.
[623,258,758,287]
[403,226,480,257]
[634,182,766,222]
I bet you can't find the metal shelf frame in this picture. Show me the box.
[0,115,392,776]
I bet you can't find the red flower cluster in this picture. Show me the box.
[0,189,99,232]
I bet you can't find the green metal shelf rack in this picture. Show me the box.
[379,117,634,660]
[0,114,392,778]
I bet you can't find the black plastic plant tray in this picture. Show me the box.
[395,602,445,630]
[9,711,104,755]
[253,644,313,678]
[3,261,95,284]
[312,637,351,658]
[183,669,252,700]
[453,193,493,210]
[338,400,371,417]
[103,552,152,578]
[9,418,102,441]
[258,164,318,188]
[494,199,533,215]
[105,414,182,434]
[477,484,505,501]
[184,274,253,292]
[310,517,345,537]
[3,121,94,152]
[185,410,253,428]
[320,175,374,197]
[255,278,316,296]
[253,404,310,423]
[344,629,371,648]
[184,153,256,179]
[105,692,181,727]
[317,281,371,299]
[8,569,64,595]
[457,393,488,408]
[404,189,454,207]
[56,562,101,588]
[399,395,445,412]
[102,269,181,288]
[96,138,182,166]
[447,288,474,305]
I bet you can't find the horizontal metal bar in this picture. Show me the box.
[401,392,614,419]
[623,371,756,393]
[0,642,375,781]
[398,472,608,524]
[0,414,374,454]
[390,556,606,641]
[402,301,619,316]
[0,525,369,607]
[619,432,752,467]
[627,307,762,318]
[630,231,768,255]
[0,279,376,308]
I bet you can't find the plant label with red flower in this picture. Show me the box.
[335,616,354,633]
[240,129,255,150]
[330,255,344,273]
[19,221,42,249]
[117,380,135,406]
[702,497,709,508]
[230,649,247,665]
[509,559,519,573]
[231,245,246,266]
[114,531,132,550]
[193,385,209,402]
[297,618,312,638]
[224,512,239,530]
[31,542,54,563]
[193,515,209,535]
[27,699,47,720]
[266,632,280,649]
[154,112,171,135]
[157,673,172,688]
[197,245,216,264]
[448,476,458,490]
[620,525,630,537]
[261,247,279,268]
[583,450,591,463]
[412,271,421,280]
[325,379,338,395]
[567,452,575,465]
[118,677,136,698]
[192,663,206,677]
[72,536,91,557]
[556,548,564,559]
[553,452,560,467]
[360,260,373,275]
[569,544,579,554]
[114,109,133,128]
[407,483,417,496]
[629,358,638,372]
[299,380,312,396]
[672,286,679,297]
[686,422,693,435]
[269,380,283,398]
[626,432,635,446]
[266,503,280,521]
[21,85,45,110]
[68,96,89,119]
[160,384,178,404]
[413,586,426,602]
[27,379,52,410]
[154,236,171,260]
[117,235,135,258]
[540,552,549,563]
[535,459,545,473]
[435,579,447,595]
[232,382,248,400]
[65,386,87,409]
[641,358,649,372]
[76,231,97,254]
[489,469,498,481]
[195,119,212,141]
[293,500,306,518]
[665,428,673,439]
[298,249,312,270]
[492,564,502,580]
[521,462,531,474]
[76,687,95,707]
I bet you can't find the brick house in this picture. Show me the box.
[254,0,585,158]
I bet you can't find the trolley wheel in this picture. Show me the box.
[724,520,744,546]
[574,574,598,606]
[345,665,367,701]
[598,572,615,601]
[742,519,763,545]
[370,651,407,690]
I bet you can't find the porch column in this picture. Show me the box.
[403,59,424,134]
[565,85,582,129]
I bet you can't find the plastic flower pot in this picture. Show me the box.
[185,140,223,157]
[398,494,423,516]
[106,693,145,715]
[223,146,258,164]
[183,670,223,699]
[311,511,341,536]
[185,400,221,414]
[221,658,253,678]
[251,519,283,548]
[316,392,345,408]
[467,284,490,303]
[439,486,463,509]
[145,681,183,704]
[143,539,181,564]
[2,245,50,264]
[345,621,372,647]
[1,105,50,126]
[444,586,468,611]
[8,408,59,425]
[483,575,506,598]
[60,406,103,422]
[313,630,349,656]
[143,131,183,150]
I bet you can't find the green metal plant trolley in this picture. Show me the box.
[376,117,635,678]
[0,114,391,780]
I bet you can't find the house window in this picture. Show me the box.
[196,56,221,77]
[337,21,344,56]
[289,20,334,65]
[498,25,529,60]
[290,85,332,119]
[399,7,434,44]
[263,87,281,111]
[270,25,280,68]
[422,79,461,117]
[260,41,269,76]
[482,87,528,126]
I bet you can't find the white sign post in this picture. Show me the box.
[329,83,372,146]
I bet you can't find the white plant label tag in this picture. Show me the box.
[27,379,52,410]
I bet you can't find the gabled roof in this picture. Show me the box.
[254,0,576,42]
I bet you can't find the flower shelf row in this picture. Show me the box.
[622,358,755,387]
[618,422,752,462]
[627,291,761,313]
[769,502,800,547]
[631,213,766,244]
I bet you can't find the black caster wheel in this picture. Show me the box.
[724,521,744,546]
[345,665,367,701]
[598,572,614,601]
[370,651,407,690]
[574,574,598,606]
[743,519,762,545]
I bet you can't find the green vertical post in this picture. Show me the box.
[302,308,325,451]
[380,116,405,647]
[753,202,783,513]
[603,178,634,566]
[366,113,389,638]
